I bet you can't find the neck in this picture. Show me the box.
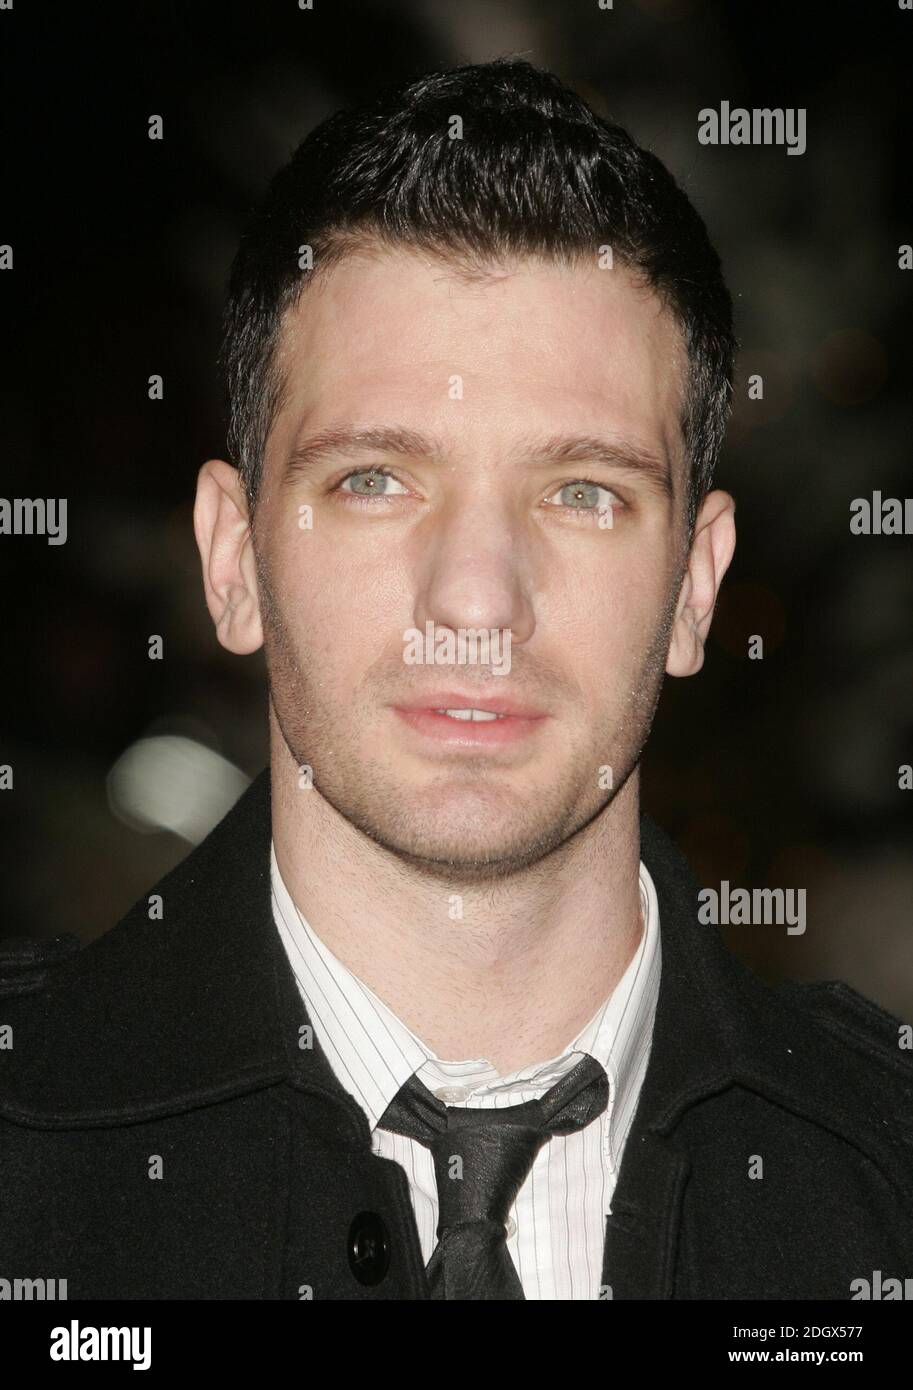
[270,737,644,1077]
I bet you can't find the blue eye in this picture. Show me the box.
[545,479,621,518]
[337,467,409,501]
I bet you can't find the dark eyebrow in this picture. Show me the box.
[283,427,440,481]
[520,433,674,500]
[283,425,673,499]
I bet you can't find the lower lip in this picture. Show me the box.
[393,707,547,746]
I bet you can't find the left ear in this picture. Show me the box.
[666,489,737,677]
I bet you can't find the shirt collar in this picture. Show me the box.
[270,839,661,1165]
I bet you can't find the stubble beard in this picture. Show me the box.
[256,546,680,884]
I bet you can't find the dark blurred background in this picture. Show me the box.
[1,0,911,1011]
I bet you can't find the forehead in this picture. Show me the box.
[267,245,688,480]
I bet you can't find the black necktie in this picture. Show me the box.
[377,1053,609,1300]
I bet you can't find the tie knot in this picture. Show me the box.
[378,1054,609,1229]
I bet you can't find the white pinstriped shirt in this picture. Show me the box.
[270,841,661,1300]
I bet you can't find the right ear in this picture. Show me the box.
[192,459,264,655]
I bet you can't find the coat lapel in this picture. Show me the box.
[603,809,913,1297]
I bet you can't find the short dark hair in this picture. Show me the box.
[219,57,736,530]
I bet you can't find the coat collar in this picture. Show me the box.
[1,765,904,1185]
[1,767,364,1142]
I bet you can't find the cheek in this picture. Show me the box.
[551,556,671,700]
[273,526,399,623]
[555,542,667,632]
[267,533,406,683]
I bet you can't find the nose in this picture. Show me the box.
[412,494,536,652]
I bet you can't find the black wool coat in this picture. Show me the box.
[1,768,912,1300]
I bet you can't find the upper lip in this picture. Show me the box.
[392,691,548,719]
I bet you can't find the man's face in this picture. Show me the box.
[238,247,697,877]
